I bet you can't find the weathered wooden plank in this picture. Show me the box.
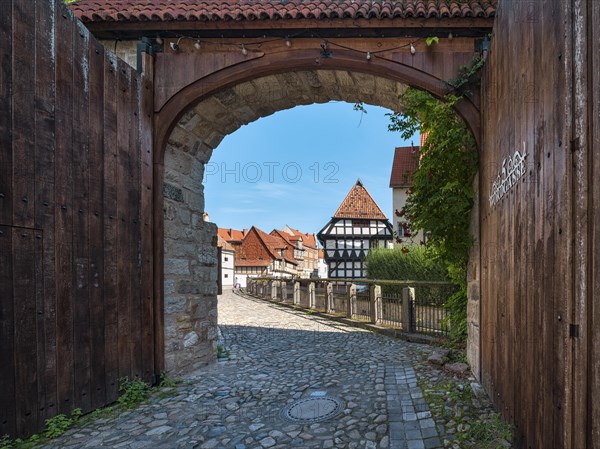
[591,0,600,442]
[11,0,35,228]
[116,60,133,380]
[13,229,39,436]
[33,0,58,426]
[571,0,590,447]
[0,1,16,436]
[71,21,92,414]
[153,161,166,376]
[0,0,13,227]
[129,71,143,381]
[0,225,16,437]
[103,51,120,403]
[87,38,107,411]
[140,53,155,384]
[53,8,75,416]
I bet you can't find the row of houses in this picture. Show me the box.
[217,145,422,288]
[217,225,326,287]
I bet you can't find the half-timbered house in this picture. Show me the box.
[317,180,393,279]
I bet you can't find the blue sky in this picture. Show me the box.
[204,102,417,235]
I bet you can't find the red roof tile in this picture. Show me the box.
[283,227,318,249]
[70,0,496,24]
[253,227,298,265]
[217,234,236,252]
[218,227,248,242]
[235,259,270,267]
[390,146,419,188]
[334,179,387,220]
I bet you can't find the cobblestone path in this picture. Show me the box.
[45,291,444,449]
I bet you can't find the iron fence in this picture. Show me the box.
[245,277,456,337]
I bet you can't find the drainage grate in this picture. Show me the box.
[280,396,345,423]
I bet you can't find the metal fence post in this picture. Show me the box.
[371,284,382,324]
[402,287,415,332]
[326,282,333,313]
[348,284,356,318]
[294,281,300,306]
[309,282,316,309]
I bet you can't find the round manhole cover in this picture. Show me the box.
[280,396,345,423]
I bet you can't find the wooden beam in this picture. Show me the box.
[81,17,494,40]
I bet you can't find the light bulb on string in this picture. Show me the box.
[366,51,372,61]
[156,35,163,45]
[241,44,248,56]
[286,38,292,48]
[410,43,416,55]
[448,32,453,40]
[194,40,201,50]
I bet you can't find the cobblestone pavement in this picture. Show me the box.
[45,291,446,449]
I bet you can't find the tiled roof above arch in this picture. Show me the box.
[70,0,496,24]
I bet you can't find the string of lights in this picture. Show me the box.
[155,29,453,60]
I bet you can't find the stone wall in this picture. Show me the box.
[163,137,219,373]
[100,40,137,69]
[466,173,480,379]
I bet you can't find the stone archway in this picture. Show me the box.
[159,69,413,372]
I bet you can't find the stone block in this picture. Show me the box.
[164,258,190,276]
[163,183,184,203]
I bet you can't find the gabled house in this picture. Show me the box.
[317,179,393,279]
[218,227,249,251]
[389,146,424,246]
[281,225,320,278]
[235,226,298,280]
[271,226,320,278]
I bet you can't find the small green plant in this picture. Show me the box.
[117,378,151,409]
[44,408,81,439]
[158,372,178,388]
[463,413,514,449]
[425,36,439,46]
[0,435,12,449]
[216,345,230,359]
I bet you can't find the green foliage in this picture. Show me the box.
[425,36,439,46]
[445,55,486,98]
[117,377,151,409]
[365,246,448,282]
[463,413,514,449]
[0,435,12,449]
[158,372,178,388]
[387,75,479,340]
[216,345,230,359]
[44,408,81,439]
[419,376,513,449]
[353,102,367,114]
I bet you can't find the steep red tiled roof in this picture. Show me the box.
[70,0,496,24]
[271,229,300,249]
[334,179,387,220]
[235,259,269,267]
[218,227,248,242]
[217,235,236,252]
[284,227,318,249]
[390,146,419,188]
[253,227,298,265]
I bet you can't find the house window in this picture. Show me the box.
[352,219,369,228]
[397,221,412,238]
[224,256,229,261]
[224,274,229,278]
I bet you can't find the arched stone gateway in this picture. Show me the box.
[6,0,600,447]
[69,0,494,374]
